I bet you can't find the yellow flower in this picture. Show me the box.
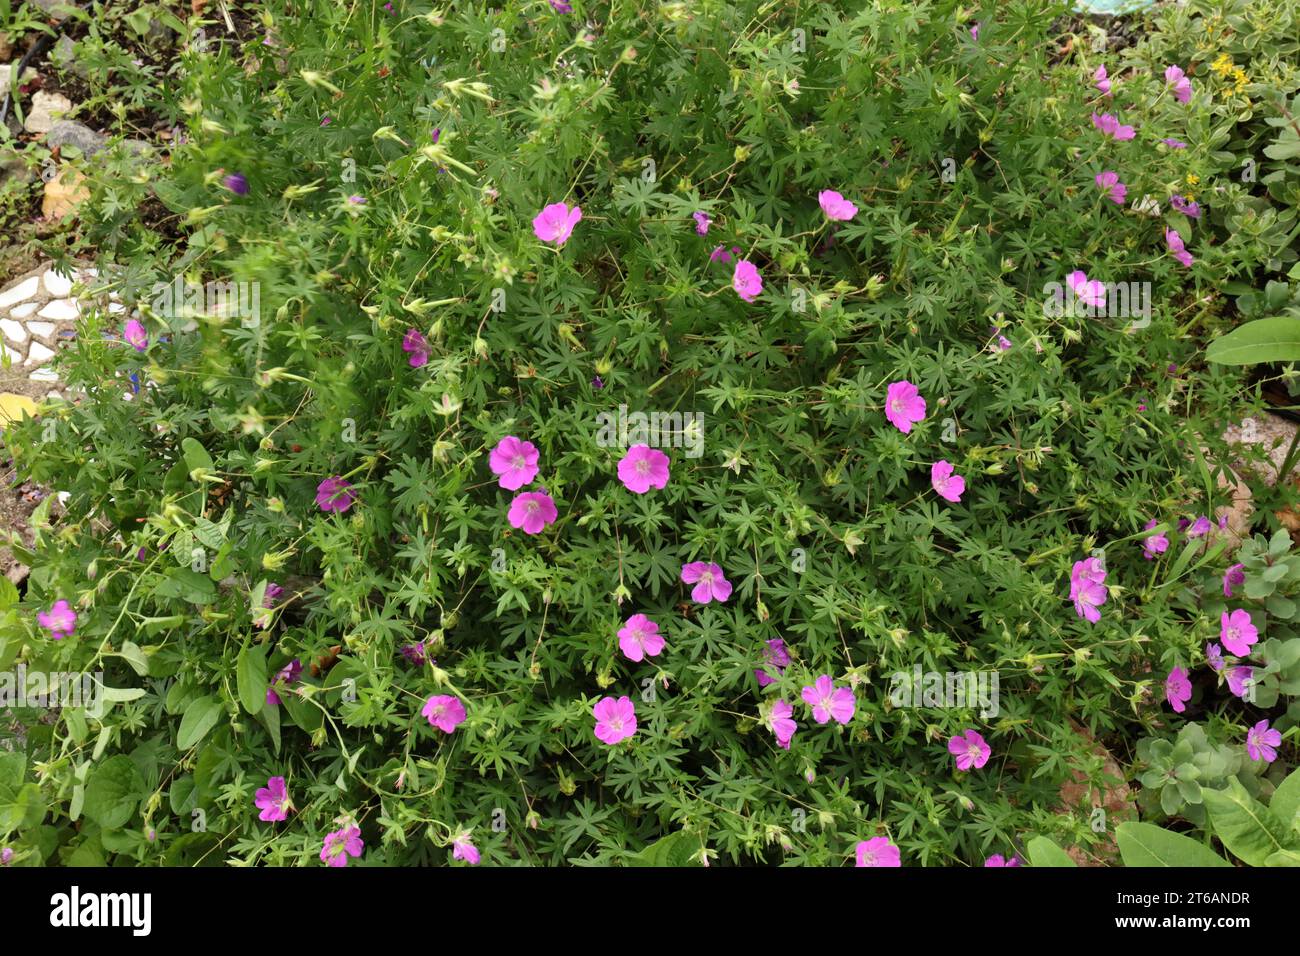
[1186,174,1199,186]
[1211,53,1234,77]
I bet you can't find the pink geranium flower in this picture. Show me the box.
[1091,112,1135,140]
[452,833,481,864]
[508,491,558,534]
[681,561,732,604]
[254,776,292,822]
[1226,666,1254,699]
[1141,519,1169,560]
[800,674,855,725]
[422,694,467,734]
[1164,65,1192,104]
[985,854,1021,867]
[1094,64,1112,97]
[1187,515,1212,537]
[489,435,540,490]
[617,444,670,493]
[1246,719,1281,763]
[884,380,926,434]
[1095,170,1127,205]
[1220,609,1258,656]
[931,460,966,503]
[1161,138,1187,149]
[855,837,901,867]
[1165,227,1194,267]
[733,259,763,301]
[618,614,665,662]
[320,826,364,867]
[1223,563,1245,597]
[1067,270,1106,309]
[37,599,77,640]
[709,245,737,264]
[266,658,302,707]
[1069,557,1107,623]
[818,190,858,221]
[766,699,797,750]
[532,202,582,246]
[692,211,711,235]
[593,695,637,745]
[402,328,429,367]
[315,476,356,513]
[1165,667,1192,713]
[948,729,991,770]
[1206,642,1225,673]
[755,638,790,687]
[124,319,149,352]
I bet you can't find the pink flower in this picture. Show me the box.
[593,695,637,745]
[402,328,429,367]
[818,189,858,221]
[254,776,292,822]
[681,561,732,604]
[1223,563,1245,597]
[320,826,364,867]
[532,202,582,246]
[985,854,1021,867]
[1226,666,1254,699]
[1095,170,1127,205]
[507,491,558,534]
[1165,667,1192,713]
[266,658,302,707]
[124,319,148,352]
[709,245,735,264]
[692,211,711,235]
[755,638,790,687]
[884,380,926,434]
[37,599,77,640]
[855,837,901,867]
[1187,515,1212,537]
[1161,138,1187,149]
[422,694,467,734]
[452,834,481,864]
[616,444,670,493]
[618,614,665,662]
[766,699,797,750]
[800,674,855,725]
[968,23,979,42]
[1069,557,1107,623]
[948,729,991,770]
[1141,519,1169,560]
[315,476,356,513]
[1165,227,1194,267]
[1206,642,1225,673]
[1219,609,1258,656]
[733,259,763,302]
[1246,719,1281,763]
[1067,270,1106,309]
[489,435,541,490]
[1094,64,1112,97]
[931,460,966,503]
[1091,112,1135,140]
[1164,65,1192,104]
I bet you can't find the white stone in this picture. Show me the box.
[37,299,78,320]
[46,390,63,400]
[26,342,55,365]
[0,342,21,363]
[10,302,38,318]
[0,319,27,344]
[30,368,60,382]
[42,269,73,297]
[23,91,73,134]
[27,321,56,339]
[0,276,40,308]
[108,301,126,314]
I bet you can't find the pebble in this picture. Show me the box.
[0,319,26,344]
[28,321,56,339]
[37,299,78,320]
[0,276,38,308]
[10,302,37,318]
[24,91,73,135]
[30,368,59,382]
[42,270,73,297]
[27,342,55,365]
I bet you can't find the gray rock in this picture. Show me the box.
[31,0,82,21]
[45,120,106,157]
[50,35,88,79]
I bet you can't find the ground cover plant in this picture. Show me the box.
[0,0,1297,868]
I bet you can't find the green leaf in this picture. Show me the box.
[626,831,703,867]
[1206,315,1300,365]
[1115,822,1232,867]
[82,755,145,829]
[176,696,224,751]
[1026,836,1077,867]
[154,568,217,605]
[1202,778,1300,866]
[118,640,150,676]
[181,437,215,474]
[1270,766,1300,835]
[237,644,268,716]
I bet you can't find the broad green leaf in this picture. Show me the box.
[1115,822,1231,867]
[1206,315,1300,365]
[176,695,223,750]
[1270,766,1300,835]
[1027,836,1077,867]
[627,831,703,867]
[237,644,268,716]
[1202,778,1300,867]
[82,755,145,829]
